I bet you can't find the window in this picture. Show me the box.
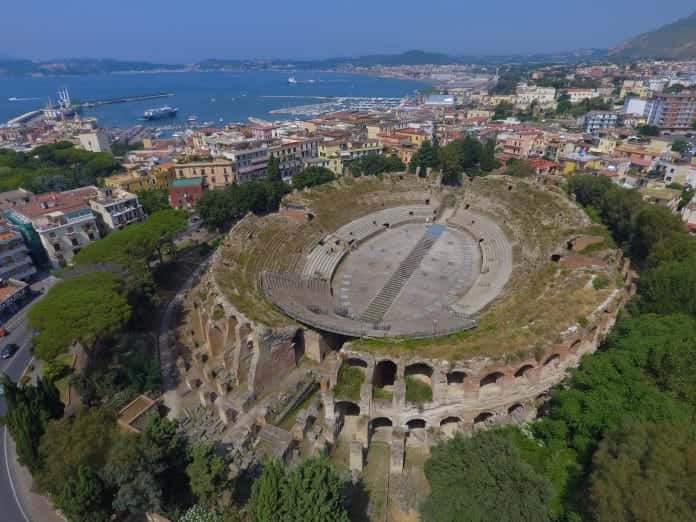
[71,238,79,247]
[53,243,61,251]
[88,233,95,240]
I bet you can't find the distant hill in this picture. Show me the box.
[610,11,696,59]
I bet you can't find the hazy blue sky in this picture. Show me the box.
[1,1,693,62]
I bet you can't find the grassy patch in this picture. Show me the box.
[373,387,393,402]
[333,365,364,401]
[592,275,610,289]
[405,377,432,404]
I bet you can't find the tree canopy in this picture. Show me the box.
[349,154,404,177]
[0,142,122,193]
[0,375,64,472]
[291,166,335,190]
[589,421,696,522]
[421,431,552,522]
[136,188,170,214]
[249,458,350,522]
[28,271,131,360]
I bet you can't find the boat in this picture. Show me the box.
[187,115,198,123]
[143,106,178,120]
[288,76,297,84]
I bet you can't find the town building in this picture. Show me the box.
[0,189,35,213]
[645,93,696,131]
[77,129,111,153]
[169,177,204,211]
[515,84,557,110]
[269,137,319,181]
[175,159,236,190]
[0,219,37,281]
[0,278,32,319]
[104,164,176,193]
[584,111,619,135]
[7,187,101,268]
[88,188,145,233]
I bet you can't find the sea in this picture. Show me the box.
[0,71,426,127]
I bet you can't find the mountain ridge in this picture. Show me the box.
[610,10,696,59]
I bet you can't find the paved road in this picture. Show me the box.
[0,276,60,522]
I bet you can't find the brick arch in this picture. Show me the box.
[344,357,369,369]
[335,400,361,416]
[405,418,427,430]
[370,417,393,430]
[440,416,462,426]
[514,364,535,379]
[543,353,561,367]
[373,359,397,387]
[446,370,467,385]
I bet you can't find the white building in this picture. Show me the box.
[10,187,101,268]
[0,221,36,281]
[88,188,145,233]
[623,97,648,117]
[78,129,111,153]
[515,84,557,110]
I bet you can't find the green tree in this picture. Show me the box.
[589,421,696,522]
[187,443,229,508]
[266,155,282,183]
[28,272,131,360]
[249,459,285,522]
[639,260,696,317]
[292,167,335,190]
[55,466,112,522]
[281,458,350,522]
[0,375,64,472]
[440,145,461,186]
[480,138,498,172]
[421,431,552,522]
[629,204,683,262]
[504,159,535,177]
[37,408,118,494]
[493,102,514,120]
[136,188,170,214]
[671,139,689,155]
[180,504,225,522]
[637,124,660,137]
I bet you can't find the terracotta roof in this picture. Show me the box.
[15,186,99,219]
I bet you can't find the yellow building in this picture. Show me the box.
[104,164,175,192]
[562,152,601,175]
[620,80,649,99]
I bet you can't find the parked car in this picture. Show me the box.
[0,327,8,337]
[0,343,19,359]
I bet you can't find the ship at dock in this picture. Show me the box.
[143,106,178,120]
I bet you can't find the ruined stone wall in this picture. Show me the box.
[322,280,632,456]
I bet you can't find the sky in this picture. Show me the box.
[1,0,693,62]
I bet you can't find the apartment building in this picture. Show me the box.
[584,111,619,135]
[77,129,111,153]
[269,137,319,180]
[645,93,696,131]
[169,178,204,211]
[565,88,598,103]
[175,159,236,190]
[104,164,175,192]
[515,84,557,110]
[0,220,37,281]
[88,188,145,233]
[7,187,101,268]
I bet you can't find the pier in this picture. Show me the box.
[78,92,175,108]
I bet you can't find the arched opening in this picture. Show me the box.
[551,254,562,262]
[514,364,534,379]
[371,417,393,431]
[335,401,360,417]
[446,371,467,385]
[440,416,462,438]
[405,362,433,384]
[479,371,504,397]
[480,371,504,388]
[370,417,393,443]
[374,360,397,387]
[544,354,561,367]
[473,412,494,431]
[405,362,433,403]
[345,357,368,368]
[570,339,582,352]
[292,329,304,363]
[406,418,427,430]
[508,403,525,422]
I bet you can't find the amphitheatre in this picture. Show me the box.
[176,173,633,477]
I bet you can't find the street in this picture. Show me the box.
[0,276,60,522]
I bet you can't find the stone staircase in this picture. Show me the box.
[359,232,437,324]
